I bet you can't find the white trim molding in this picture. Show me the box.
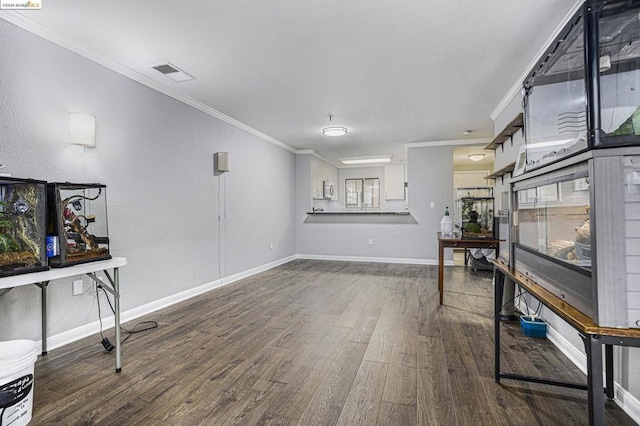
[406,138,492,149]
[490,0,584,121]
[38,255,297,353]
[296,253,450,266]
[0,12,297,154]
[295,150,338,167]
[516,298,640,424]
[546,322,640,425]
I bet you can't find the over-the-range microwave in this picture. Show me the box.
[323,181,335,199]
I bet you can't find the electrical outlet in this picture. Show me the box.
[430,201,435,208]
[72,280,83,296]
[368,238,373,246]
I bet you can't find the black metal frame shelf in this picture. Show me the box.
[486,162,515,182]
[492,259,640,426]
[484,113,524,151]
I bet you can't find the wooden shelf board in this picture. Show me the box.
[493,259,640,338]
[484,113,524,150]
[486,162,516,180]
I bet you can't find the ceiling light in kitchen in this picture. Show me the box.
[340,155,393,165]
[467,153,486,162]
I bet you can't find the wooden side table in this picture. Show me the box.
[437,232,499,304]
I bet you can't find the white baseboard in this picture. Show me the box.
[40,253,451,351]
[516,299,640,424]
[614,382,640,425]
[38,255,297,353]
[295,253,453,266]
[545,324,588,375]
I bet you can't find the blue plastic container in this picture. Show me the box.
[520,316,547,338]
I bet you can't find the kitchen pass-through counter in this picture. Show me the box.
[305,210,416,223]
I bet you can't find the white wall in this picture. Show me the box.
[295,147,454,263]
[408,145,455,262]
[0,19,296,341]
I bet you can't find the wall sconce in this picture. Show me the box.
[69,112,96,147]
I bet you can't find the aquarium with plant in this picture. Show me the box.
[0,177,48,277]
[455,187,494,239]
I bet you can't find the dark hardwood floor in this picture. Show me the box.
[32,260,637,425]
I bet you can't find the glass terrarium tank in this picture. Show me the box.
[455,188,494,239]
[515,177,591,268]
[0,177,48,277]
[523,0,640,171]
[512,149,640,328]
[47,183,110,267]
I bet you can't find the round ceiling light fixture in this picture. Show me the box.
[323,127,347,137]
[323,114,347,136]
[467,153,486,162]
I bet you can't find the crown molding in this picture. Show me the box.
[406,138,491,148]
[0,12,297,154]
[295,150,337,167]
[490,0,584,121]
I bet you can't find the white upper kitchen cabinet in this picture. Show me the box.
[311,156,338,200]
[384,164,405,200]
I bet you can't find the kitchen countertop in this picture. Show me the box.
[307,210,411,215]
[304,210,416,224]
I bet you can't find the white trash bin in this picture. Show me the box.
[0,340,37,426]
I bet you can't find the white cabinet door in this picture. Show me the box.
[385,164,405,200]
[329,166,339,200]
[311,157,338,200]
[311,157,323,199]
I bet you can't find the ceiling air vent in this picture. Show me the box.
[152,62,195,82]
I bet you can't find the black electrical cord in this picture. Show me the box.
[95,287,115,351]
[513,285,544,318]
[497,280,528,312]
[96,284,158,343]
[95,287,106,340]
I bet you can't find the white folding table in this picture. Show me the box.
[0,257,127,373]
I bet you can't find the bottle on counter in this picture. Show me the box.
[440,206,453,235]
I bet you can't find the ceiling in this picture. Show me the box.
[5,0,579,164]
[453,146,495,167]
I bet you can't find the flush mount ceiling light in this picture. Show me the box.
[323,114,347,137]
[467,153,486,162]
[340,154,393,165]
[152,62,195,82]
[323,127,347,136]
